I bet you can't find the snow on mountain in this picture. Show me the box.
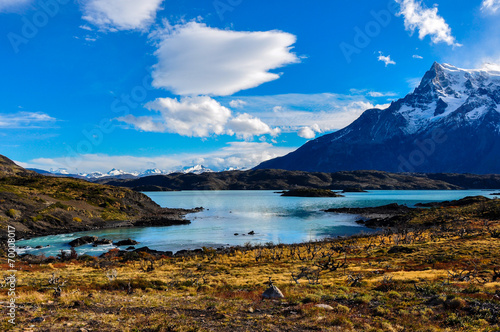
[139,168,170,176]
[221,166,247,172]
[256,62,500,174]
[49,168,70,175]
[105,168,139,177]
[180,165,214,174]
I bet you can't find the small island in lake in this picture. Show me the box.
[280,188,344,197]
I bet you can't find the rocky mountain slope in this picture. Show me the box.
[256,62,500,174]
[0,155,194,240]
[98,169,467,191]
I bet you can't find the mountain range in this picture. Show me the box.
[28,164,218,180]
[256,62,500,174]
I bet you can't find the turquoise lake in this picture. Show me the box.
[16,190,500,256]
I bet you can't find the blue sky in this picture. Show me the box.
[1,0,499,173]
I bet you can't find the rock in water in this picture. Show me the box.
[69,236,98,247]
[262,285,284,299]
[114,238,139,246]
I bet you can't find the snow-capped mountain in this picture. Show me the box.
[221,166,247,172]
[180,165,214,174]
[139,168,169,176]
[256,62,500,174]
[32,165,216,179]
[49,168,70,175]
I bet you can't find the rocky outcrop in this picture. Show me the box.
[325,203,416,228]
[69,236,98,247]
[415,196,490,207]
[114,239,139,246]
[262,285,285,299]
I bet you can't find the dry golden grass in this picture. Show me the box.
[1,206,500,331]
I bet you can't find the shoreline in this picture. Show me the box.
[14,195,495,256]
[5,207,203,242]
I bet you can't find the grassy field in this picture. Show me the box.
[1,200,500,331]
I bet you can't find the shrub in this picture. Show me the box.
[334,304,351,314]
[387,290,402,299]
[6,208,20,218]
[354,294,373,304]
[73,217,82,222]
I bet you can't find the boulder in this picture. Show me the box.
[314,304,334,310]
[93,238,113,245]
[262,285,284,299]
[69,236,98,247]
[114,238,139,246]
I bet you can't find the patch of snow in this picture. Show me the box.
[465,106,488,121]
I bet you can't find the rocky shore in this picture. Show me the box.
[324,196,493,228]
[324,203,415,228]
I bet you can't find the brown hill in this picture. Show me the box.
[0,155,195,240]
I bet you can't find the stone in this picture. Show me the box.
[262,285,284,299]
[93,238,113,245]
[314,304,334,310]
[114,238,139,246]
[69,236,98,247]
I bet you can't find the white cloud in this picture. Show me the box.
[481,0,500,14]
[79,25,93,31]
[298,124,321,139]
[368,91,397,98]
[407,77,422,89]
[118,96,280,139]
[229,100,247,108]
[151,22,300,96]
[82,0,163,31]
[413,54,424,59]
[22,142,295,173]
[218,93,393,135]
[396,0,461,46]
[119,93,395,141]
[0,0,31,12]
[227,113,281,139]
[378,52,396,66]
[482,62,500,71]
[0,112,57,128]
[120,96,231,137]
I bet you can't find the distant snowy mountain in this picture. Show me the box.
[139,168,169,176]
[50,168,70,175]
[180,165,214,174]
[30,164,217,180]
[221,166,247,172]
[256,62,500,174]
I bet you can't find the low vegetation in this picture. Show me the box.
[0,155,194,240]
[1,199,500,331]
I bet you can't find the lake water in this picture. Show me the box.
[16,190,499,257]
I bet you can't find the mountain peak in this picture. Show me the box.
[256,61,500,174]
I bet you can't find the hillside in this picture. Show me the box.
[5,196,500,331]
[0,155,194,240]
[97,169,464,191]
[256,63,500,174]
